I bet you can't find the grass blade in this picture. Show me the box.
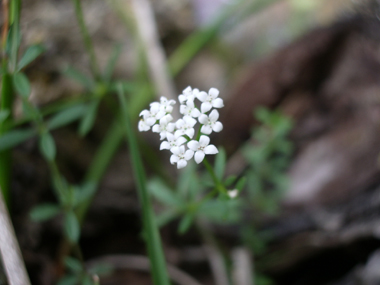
[117,84,170,285]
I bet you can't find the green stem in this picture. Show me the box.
[203,158,226,194]
[71,0,100,80]
[0,73,14,207]
[117,84,170,285]
[76,118,123,223]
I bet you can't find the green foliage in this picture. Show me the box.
[17,44,45,71]
[78,100,99,136]
[63,66,95,90]
[39,132,57,161]
[47,104,88,130]
[29,204,61,222]
[0,110,10,123]
[64,211,81,243]
[242,107,293,214]
[12,73,30,98]
[0,128,36,151]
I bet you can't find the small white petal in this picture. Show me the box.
[150,103,160,112]
[209,109,219,122]
[204,145,218,155]
[176,119,184,128]
[194,151,205,164]
[174,130,184,138]
[160,141,170,150]
[139,110,149,117]
[197,91,208,102]
[146,117,156,126]
[228,189,239,198]
[178,94,186,104]
[183,86,192,93]
[171,146,181,155]
[184,116,197,127]
[159,132,167,140]
[212,98,224,108]
[138,120,150,131]
[191,108,201,118]
[177,159,187,169]
[167,123,175,132]
[212,122,223,132]
[198,114,208,125]
[185,128,194,138]
[170,155,179,164]
[185,150,194,160]
[152,124,160,133]
[187,140,199,151]
[201,125,212,134]
[176,136,187,146]
[180,105,187,114]
[209,88,219,98]
[201,102,212,113]
[166,133,174,141]
[156,110,165,120]
[199,135,210,147]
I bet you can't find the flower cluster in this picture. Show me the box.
[138,86,223,169]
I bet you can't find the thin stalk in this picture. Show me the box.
[117,84,170,285]
[76,118,123,223]
[203,158,226,194]
[0,0,18,208]
[71,0,100,80]
[0,74,13,207]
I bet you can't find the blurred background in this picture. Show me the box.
[2,0,380,284]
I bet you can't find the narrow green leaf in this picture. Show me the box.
[39,132,56,161]
[0,110,10,123]
[6,24,21,60]
[73,182,97,206]
[63,66,94,90]
[148,178,184,207]
[64,211,80,243]
[0,128,36,151]
[178,213,194,234]
[224,175,236,187]
[30,204,61,222]
[47,104,88,130]
[12,73,31,98]
[64,257,83,273]
[78,100,99,137]
[17,44,45,71]
[103,43,122,82]
[156,209,179,228]
[57,275,79,285]
[214,147,226,180]
[117,85,170,285]
[236,176,247,191]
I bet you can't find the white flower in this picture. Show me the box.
[139,102,165,126]
[174,116,197,138]
[198,109,223,135]
[152,115,175,140]
[138,119,151,132]
[178,86,195,104]
[196,88,224,113]
[179,100,201,118]
[160,133,187,151]
[187,135,218,164]
[227,189,239,199]
[170,145,194,169]
[159,96,176,113]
